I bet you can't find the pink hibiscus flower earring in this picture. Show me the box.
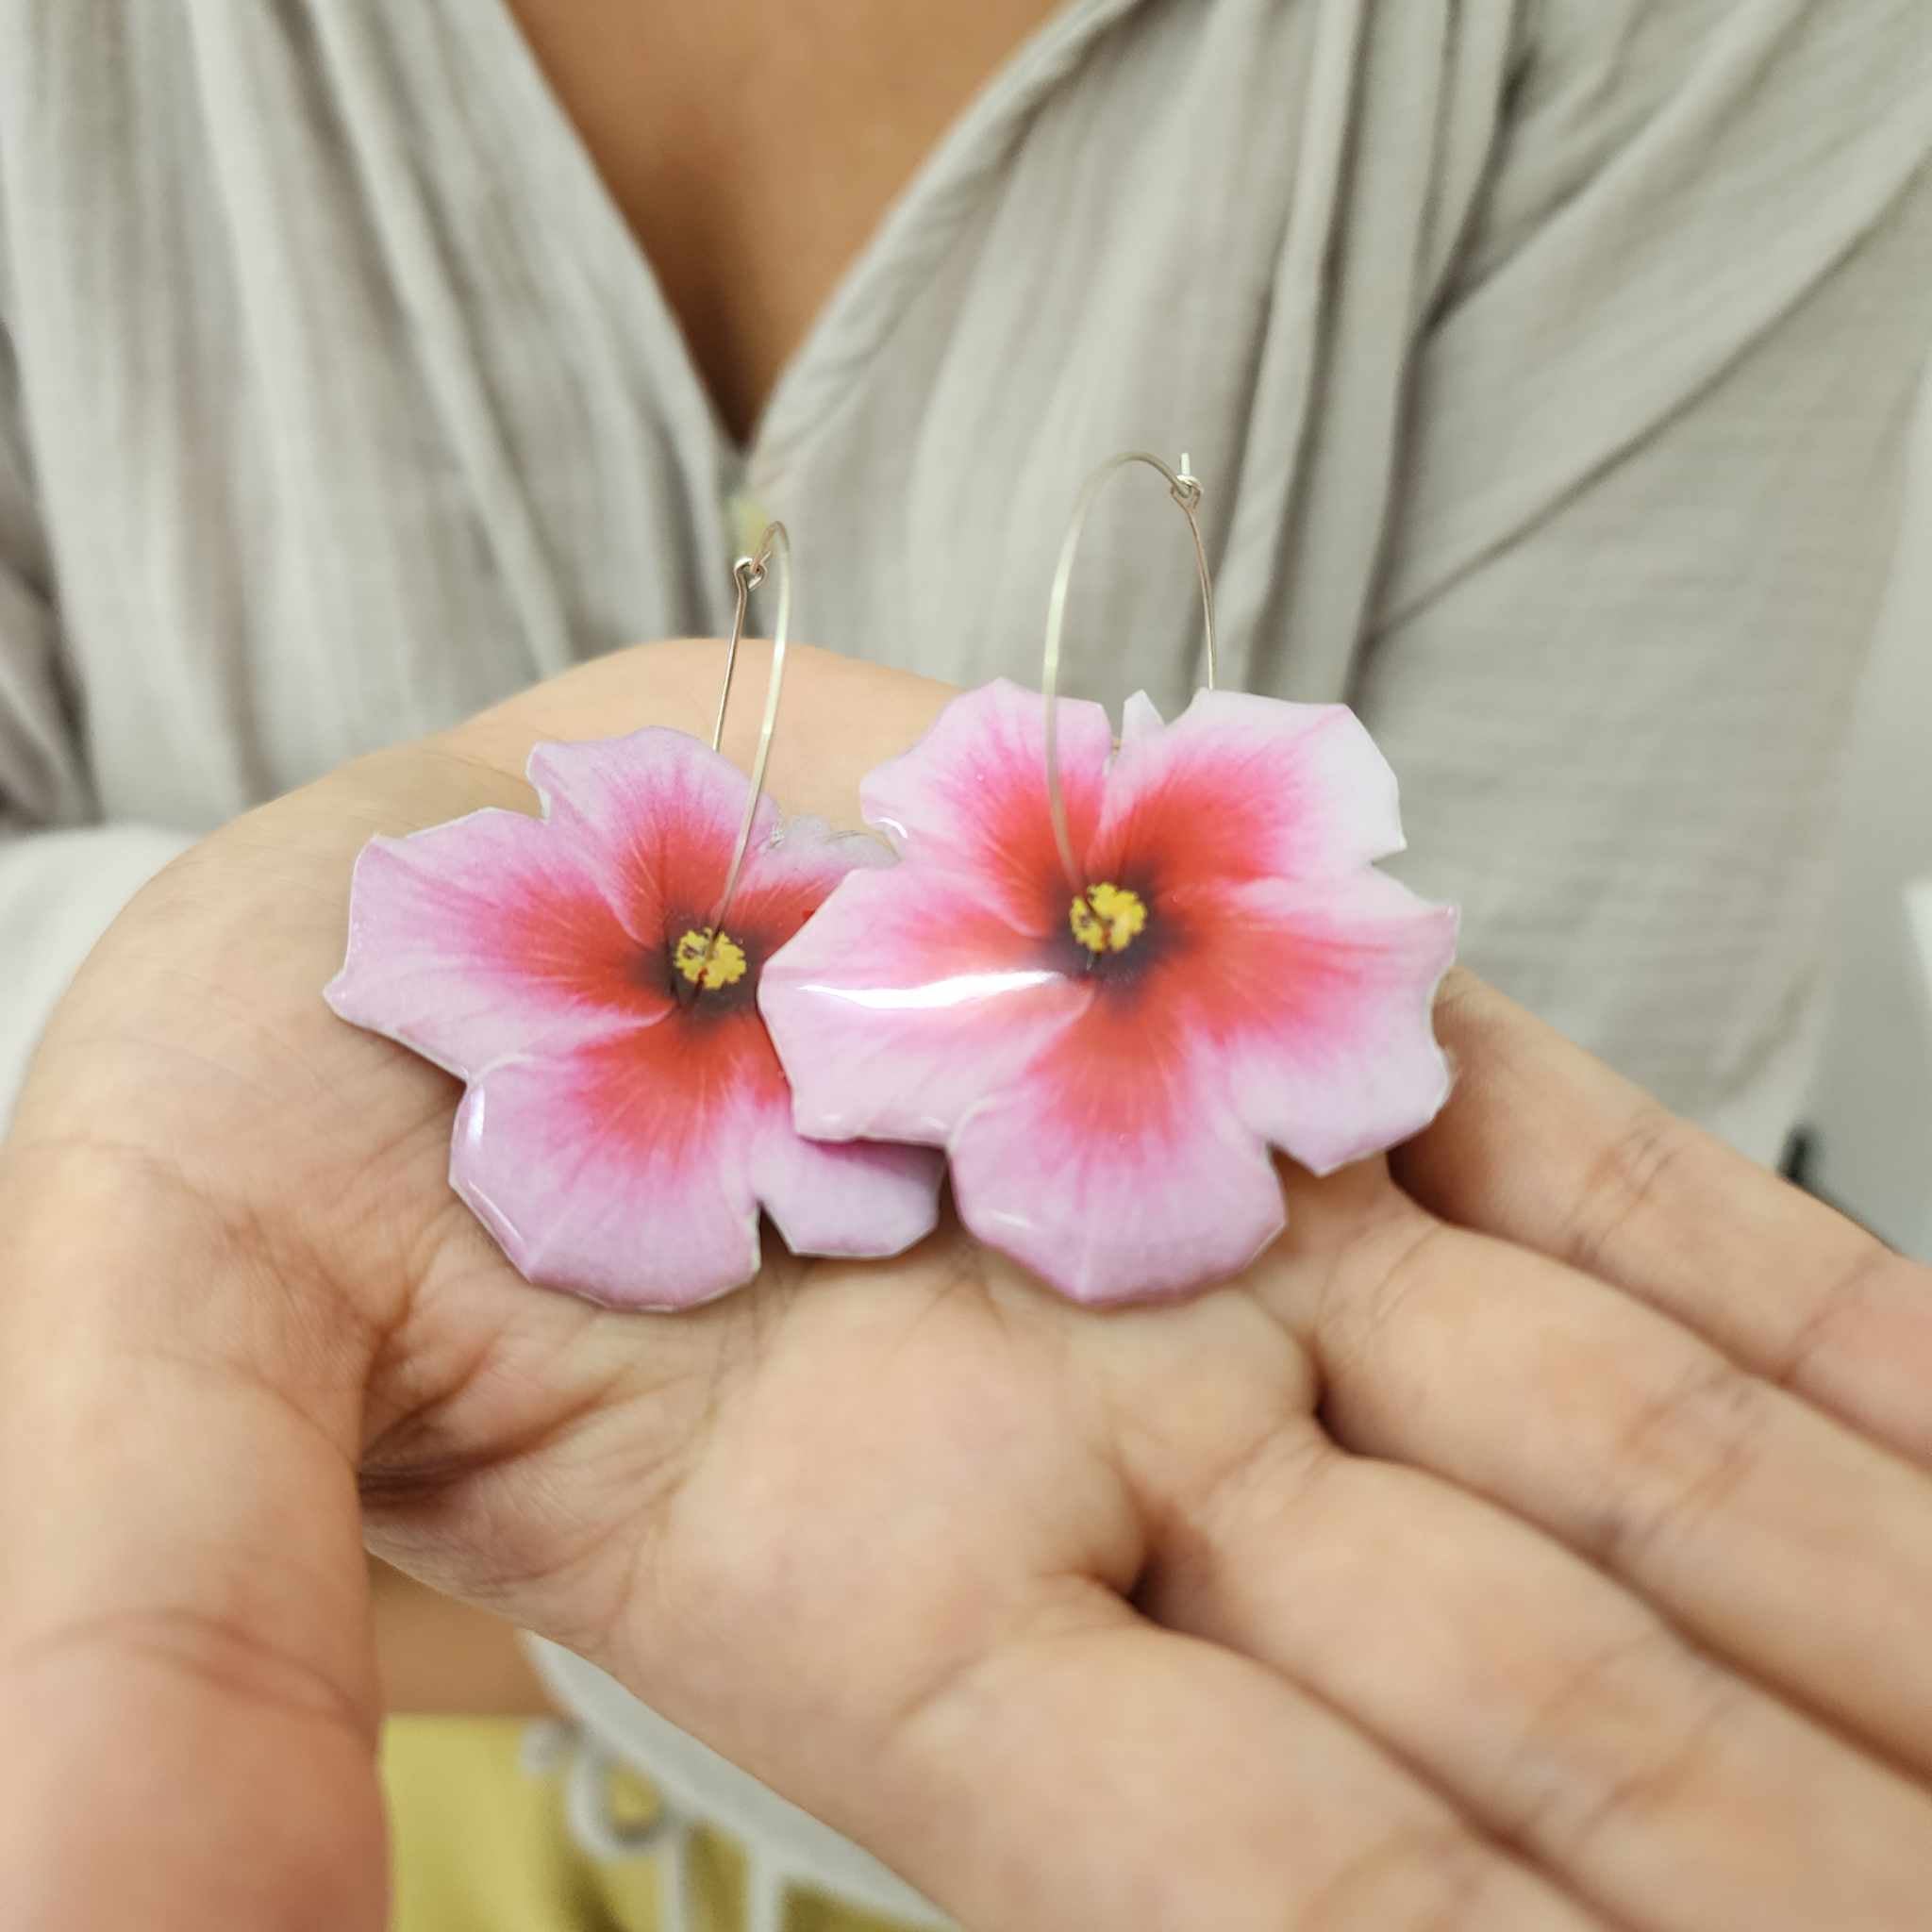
[326,525,941,1308]
[759,455,1457,1306]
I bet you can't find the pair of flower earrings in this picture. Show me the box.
[326,454,1458,1309]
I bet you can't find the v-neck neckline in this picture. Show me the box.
[474,0,1154,480]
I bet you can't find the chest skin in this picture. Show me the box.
[504,0,1065,443]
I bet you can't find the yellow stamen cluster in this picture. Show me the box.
[1070,882,1147,955]
[674,926,748,991]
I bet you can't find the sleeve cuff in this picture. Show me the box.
[0,823,197,1131]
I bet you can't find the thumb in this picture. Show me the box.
[0,1145,386,1932]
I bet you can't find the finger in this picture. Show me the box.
[1130,1416,1932,1932]
[1262,1190,1932,1787]
[1398,973,1932,1463]
[860,1582,1602,1932]
[605,1262,1590,1932]
[0,1148,386,1932]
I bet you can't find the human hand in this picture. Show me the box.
[3,640,1929,1930]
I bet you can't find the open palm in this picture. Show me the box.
[5,641,1931,1932]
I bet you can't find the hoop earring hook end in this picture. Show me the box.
[684,522,792,1004]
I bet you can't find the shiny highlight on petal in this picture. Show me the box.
[329,729,941,1307]
[762,682,1456,1305]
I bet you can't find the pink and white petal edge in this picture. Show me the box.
[1107,688,1407,877]
[752,1111,944,1261]
[450,1050,766,1310]
[946,1052,1290,1305]
[859,676,1116,870]
[758,858,1091,1145]
[526,727,780,896]
[731,812,896,910]
[1218,872,1458,1177]
[325,808,644,1082]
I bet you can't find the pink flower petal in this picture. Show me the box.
[325,808,654,1079]
[751,1119,943,1263]
[1096,689,1405,887]
[453,1009,941,1305]
[759,859,1091,1144]
[725,815,894,958]
[860,679,1115,927]
[946,991,1289,1305]
[528,729,780,941]
[452,1025,762,1308]
[761,678,1456,1306]
[332,735,941,1303]
[1172,869,1458,1175]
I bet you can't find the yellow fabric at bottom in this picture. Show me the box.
[382,1716,919,1932]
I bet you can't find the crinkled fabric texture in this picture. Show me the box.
[327,730,941,1307]
[6,0,1932,1172]
[761,682,1457,1304]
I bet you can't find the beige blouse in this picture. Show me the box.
[2,0,1929,1161]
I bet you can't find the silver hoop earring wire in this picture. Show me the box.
[1040,453,1215,891]
[687,522,791,994]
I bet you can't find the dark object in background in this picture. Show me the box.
[1782,1124,1874,1234]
